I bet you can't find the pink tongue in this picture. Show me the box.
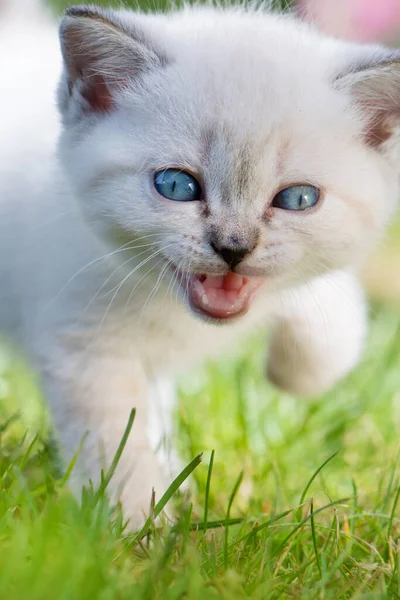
[188,272,263,320]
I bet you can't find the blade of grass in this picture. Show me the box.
[190,517,245,532]
[0,412,20,434]
[59,432,89,487]
[93,408,136,503]
[388,485,400,551]
[231,508,294,547]
[382,448,400,514]
[224,470,244,569]
[276,497,350,557]
[133,452,203,543]
[310,498,322,577]
[296,451,339,522]
[203,449,215,535]
[17,433,39,471]
[350,478,358,538]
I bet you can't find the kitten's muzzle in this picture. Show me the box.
[209,232,257,270]
[210,242,253,270]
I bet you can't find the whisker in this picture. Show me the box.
[141,255,178,315]
[92,244,174,342]
[78,250,152,322]
[45,234,161,309]
[125,255,169,314]
[102,246,161,297]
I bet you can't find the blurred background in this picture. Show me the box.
[50,0,400,44]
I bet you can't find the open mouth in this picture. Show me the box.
[177,271,264,321]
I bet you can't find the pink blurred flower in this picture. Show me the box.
[297,0,400,42]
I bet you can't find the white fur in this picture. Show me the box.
[0,2,398,526]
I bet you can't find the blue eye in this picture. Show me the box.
[272,185,320,211]
[154,169,202,202]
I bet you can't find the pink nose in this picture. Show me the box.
[210,242,252,269]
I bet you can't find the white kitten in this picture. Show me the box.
[0,2,399,526]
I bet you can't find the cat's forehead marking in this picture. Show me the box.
[218,145,253,206]
[200,127,215,162]
[275,138,290,179]
[203,125,256,206]
[234,144,253,201]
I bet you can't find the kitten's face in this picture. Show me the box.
[58,7,400,322]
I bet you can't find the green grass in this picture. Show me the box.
[1,302,400,599]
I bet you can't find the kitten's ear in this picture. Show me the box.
[334,52,400,150]
[59,5,166,116]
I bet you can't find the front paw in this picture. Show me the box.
[266,351,342,397]
[266,322,365,397]
[266,272,367,397]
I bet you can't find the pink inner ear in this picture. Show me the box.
[365,111,395,149]
[82,74,113,112]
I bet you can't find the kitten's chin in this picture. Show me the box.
[176,271,264,323]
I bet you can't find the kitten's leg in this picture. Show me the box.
[266,270,367,396]
[40,349,166,528]
[147,377,182,482]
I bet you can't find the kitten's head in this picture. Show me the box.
[57,5,400,322]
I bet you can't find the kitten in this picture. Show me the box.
[1,1,399,526]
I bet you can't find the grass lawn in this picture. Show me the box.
[1,294,400,599]
[1,1,400,597]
